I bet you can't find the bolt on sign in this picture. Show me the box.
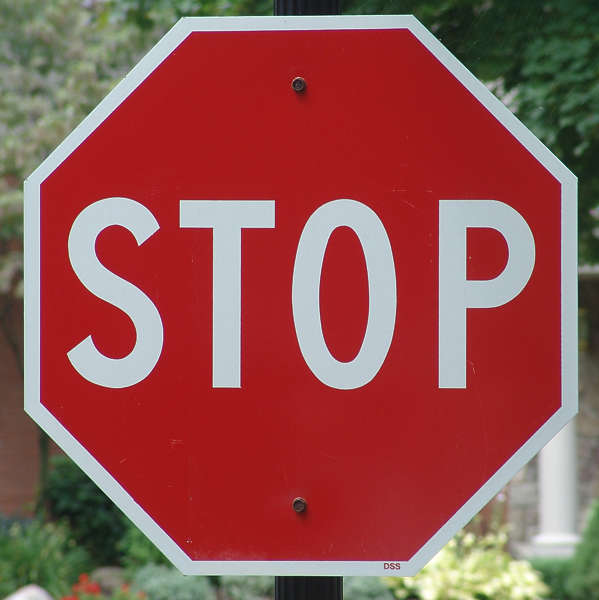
[25,16,577,576]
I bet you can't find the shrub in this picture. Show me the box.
[384,529,548,600]
[131,564,216,600]
[61,573,148,600]
[43,455,127,565]
[220,575,274,600]
[566,500,599,600]
[0,519,91,599]
[0,514,31,533]
[117,521,170,572]
[344,577,394,600]
[530,557,573,600]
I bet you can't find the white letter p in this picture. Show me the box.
[438,200,535,389]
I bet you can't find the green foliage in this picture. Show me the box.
[344,576,394,600]
[0,519,91,599]
[530,557,573,600]
[118,521,170,572]
[384,529,548,600]
[219,575,274,600]
[0,514,30,533]
[509,3,599,263]
[131,565,216,600]
[0,0,148,176]
[106,0,252,31]
[565,500,599,600]
[44,455,127,566]
[0,0,152,295]
[61,572,149,600]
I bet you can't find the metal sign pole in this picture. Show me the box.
[272,0,342,596]
[275,575,343,600]
[274,0,339,14]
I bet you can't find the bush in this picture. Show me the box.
[566,500,599,600]
[384,529,548,600]
[220,576,273,600]
[117,521,170,572]
[530,557,573,600]
[0,514,31,533]
[131,564,216,600]
[61,573,148,600]
[44,455,127,565]
[344,577,394,600]
[0,519,91,598]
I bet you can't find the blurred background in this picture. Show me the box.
[1,1,598,599]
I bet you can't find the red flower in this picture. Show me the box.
[72,573,101,595]
[85,582,102,595]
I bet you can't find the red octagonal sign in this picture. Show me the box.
[25,16,577,575]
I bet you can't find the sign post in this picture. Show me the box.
[273,1,342,597]
[25,14,577,587]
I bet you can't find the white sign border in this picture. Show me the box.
[24,15,577,577]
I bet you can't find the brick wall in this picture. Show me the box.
[0,300,39,515]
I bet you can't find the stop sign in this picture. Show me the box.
[25,16,577,576]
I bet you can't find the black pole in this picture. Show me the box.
[275,575,343,600]
[274,0,339,15]
[272,0,342,597]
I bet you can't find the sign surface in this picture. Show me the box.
[25,16,577,576]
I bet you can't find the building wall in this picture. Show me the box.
[0,301,39,515]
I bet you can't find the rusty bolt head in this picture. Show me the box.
[291,77,307,93]
[292,497,307,513]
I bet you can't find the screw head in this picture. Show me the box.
[291,76,307,93]
[292,497,307,513]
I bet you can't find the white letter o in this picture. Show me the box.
[292,199,397,390]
